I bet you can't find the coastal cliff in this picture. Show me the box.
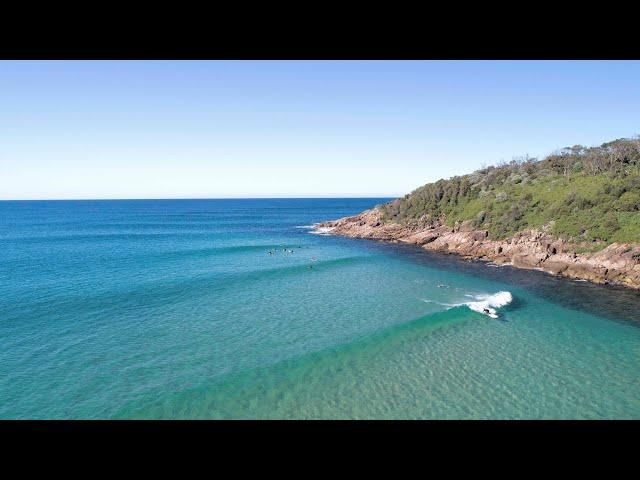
[317,207,640,289]
[318,136,640,290]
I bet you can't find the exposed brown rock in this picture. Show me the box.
[317,207,640,290]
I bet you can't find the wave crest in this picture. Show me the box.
[310,226,335,236]
[465,291,513,318]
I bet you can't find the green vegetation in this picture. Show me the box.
[381,137,640,247]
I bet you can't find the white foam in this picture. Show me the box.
[464,291,513,318]
[310,226,335,236]
[421,299,459,310]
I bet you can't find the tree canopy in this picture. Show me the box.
[381,136,640,247]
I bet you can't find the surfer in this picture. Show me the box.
[483,308,490,315]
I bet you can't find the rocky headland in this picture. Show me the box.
[317,207,640,290]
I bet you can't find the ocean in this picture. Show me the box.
[1,198,639,419]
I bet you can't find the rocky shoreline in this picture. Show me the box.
[317,207,640,290]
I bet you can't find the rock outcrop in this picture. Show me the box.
[317,207,640,290]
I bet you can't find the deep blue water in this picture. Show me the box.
[1,199,639,419]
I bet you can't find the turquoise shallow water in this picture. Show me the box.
[1,199,639,419]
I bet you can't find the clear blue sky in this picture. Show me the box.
[1,60,639,200]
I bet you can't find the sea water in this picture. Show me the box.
[1,199,639,419]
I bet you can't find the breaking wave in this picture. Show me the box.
[310,227,335,236]
[465,291,513,318]
[422,291,513,318]
[294,223,336,235]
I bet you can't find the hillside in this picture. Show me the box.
[381,137,640,247]
[318,136,640,289]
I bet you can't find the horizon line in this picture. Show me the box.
[0,195,401,202]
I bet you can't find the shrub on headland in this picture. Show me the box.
[380,136,640,248]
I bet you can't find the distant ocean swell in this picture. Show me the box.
[1,254,373,324]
